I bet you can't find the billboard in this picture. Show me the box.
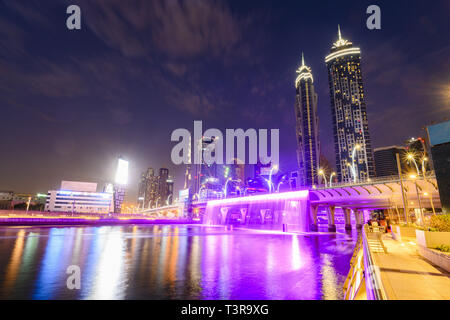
[61,181,97,192]
[115,158,129,185]
[427,121,450,147]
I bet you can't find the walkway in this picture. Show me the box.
[372,234,450,299]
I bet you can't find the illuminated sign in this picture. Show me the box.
[115,158,129,185]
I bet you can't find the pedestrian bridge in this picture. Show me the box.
[195,174,441,232]
[140,204,183,218]
[309,174,440,231]
[141,174,441,233]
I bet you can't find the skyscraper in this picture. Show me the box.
[325,26,375,183]
[158,168,169,205]
[374,146,407,177]
[295,53,320,186]
[190,136,219,195]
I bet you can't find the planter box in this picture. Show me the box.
[415,230,450,248]
[392,225,417,241]
[417,246,450,273]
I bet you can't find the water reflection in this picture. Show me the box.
[0,225,356,300]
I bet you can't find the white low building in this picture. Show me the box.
[45,181,114,214]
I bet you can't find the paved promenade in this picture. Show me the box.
[372,234,450,299]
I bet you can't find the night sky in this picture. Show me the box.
[1,0,449,200]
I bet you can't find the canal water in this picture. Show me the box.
[0,225,357,300]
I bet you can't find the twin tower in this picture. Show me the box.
[294,26,375,186]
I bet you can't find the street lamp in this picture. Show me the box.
[421,157,428,179]
[423,192,435,215]
[346,162,355,182]
[318,169,328,187]
[276,175,288,192]
[410,174,424,225]
[329,172,336,187]
[224,177,232,198]
[406,153,421,176]
[350,144,361,183]
[269,164,278,193]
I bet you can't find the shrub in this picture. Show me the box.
[425,214,450,232]
[435,244,450,253]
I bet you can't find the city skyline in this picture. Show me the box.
[0,1,449,303]
[1,1,449,200]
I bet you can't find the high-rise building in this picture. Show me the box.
[166,178,174,205]
[295,53,320,186]
[144,168,158,208]
[374,146,407,177]
[190,136,219,195]
[137,167,168,209]
[427,121,450,213]
[158,168,169,205]
[325,26,375,183]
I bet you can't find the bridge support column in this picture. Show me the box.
[310,205,319,232]
[327,205,336,232]
[343,208,352,231]
[353,209,362,229]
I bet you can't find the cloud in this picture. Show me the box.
[157,74,217,115]
[3,0,52,27]
[74,0,244,61]
[149,0,241,58]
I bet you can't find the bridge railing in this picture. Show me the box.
[344,226,388,300]
[315,171,436,190]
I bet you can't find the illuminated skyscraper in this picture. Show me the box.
[325,26,375,183]
[295,53,320,186]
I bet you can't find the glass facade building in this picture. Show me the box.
[45,190,113,213]
[374,146,407,177]
[325,26,375,183]
[295,53,320,187]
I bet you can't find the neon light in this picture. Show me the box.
[325,48,361,63]
[207,190,308,206]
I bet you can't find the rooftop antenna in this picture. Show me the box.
[301,52,305,66]
[338,24,342,40]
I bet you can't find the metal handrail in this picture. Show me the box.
[315,171,436,190]
[362,225,388,300]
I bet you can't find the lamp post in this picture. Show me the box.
[410,174,424,225]
[350,144,361,183]
[407,153,421,176]
[26,196,32,214]
[421,157,428,179]
[224,177,232,198]
[423,192,435,215]
[276,175,288,192]
[346,162,355,183]
[329,172,336,187]
[269,165,278,193]
[318,169,328,187]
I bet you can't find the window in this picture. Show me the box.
[347,134,355,151]
[344,104,353,127]
[354,109,362,132]
[338,129,346,152]
[337,105,344,122]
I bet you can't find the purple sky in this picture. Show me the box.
[1,0,449,201]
